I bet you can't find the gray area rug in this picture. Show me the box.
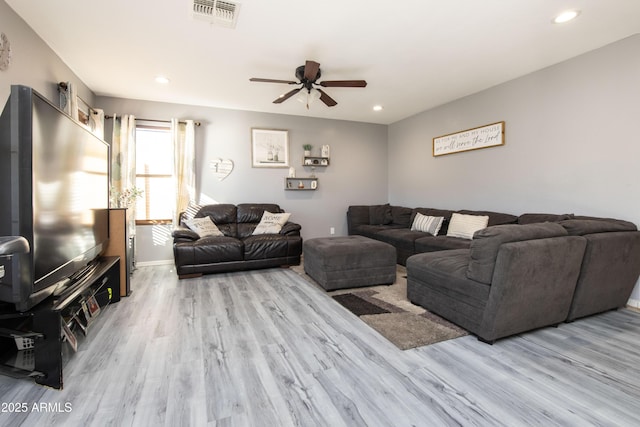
[293,263,468,350]
[332,290,468,350]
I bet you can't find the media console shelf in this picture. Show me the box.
[0,256,120,389]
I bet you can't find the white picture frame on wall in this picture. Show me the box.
[433,121,505,157]
[251,128,290,168]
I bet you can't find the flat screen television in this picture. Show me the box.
[0,85,110,312]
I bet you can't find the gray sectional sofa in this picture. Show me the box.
[347,204,640,342]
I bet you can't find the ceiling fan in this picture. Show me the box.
[250,60,367,108]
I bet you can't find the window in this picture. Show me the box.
[135,125,174,223]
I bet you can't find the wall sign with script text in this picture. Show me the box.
[433,121,505,157]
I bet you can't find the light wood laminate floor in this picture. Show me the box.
[1,265,640,426]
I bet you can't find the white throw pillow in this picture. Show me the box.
[411,213,444,236]
[446,213,489,239]
[184,217,224,238]
[252,211,291,235]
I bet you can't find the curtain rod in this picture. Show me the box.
[104,115,201,126]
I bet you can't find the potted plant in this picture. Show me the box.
[303,144,313,157]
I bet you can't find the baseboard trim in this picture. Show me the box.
[627,298,640,309]
[136,260,174,267]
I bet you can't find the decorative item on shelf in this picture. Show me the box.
[303,144,313,157]
[321,158,328,165]
[321,144,330,158]
[210,158,234,181]
[298,181,305,189]
[110,186,144,208]
[288,167,296,178]
[311,180,317,189]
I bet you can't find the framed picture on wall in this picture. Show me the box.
[251,128,289,168]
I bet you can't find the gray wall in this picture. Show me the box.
[0,1,94,109]
[388,34,640,303]
[97,96,389,264]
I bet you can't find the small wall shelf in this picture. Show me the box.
[285,177,318,191]
[303,156,330,167]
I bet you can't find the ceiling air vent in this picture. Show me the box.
[192,0,240,28]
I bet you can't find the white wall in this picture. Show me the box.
[388,34,640,304]
[97,96,389,264]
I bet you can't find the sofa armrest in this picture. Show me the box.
[172,226,200,241]
[478,235,586,342]
[281,222,302,236]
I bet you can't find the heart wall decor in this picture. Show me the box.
[210,158,234,181]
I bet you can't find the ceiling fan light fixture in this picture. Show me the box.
[297,88,321,109]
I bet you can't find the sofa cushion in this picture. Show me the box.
[447,213,489,239]
[252,211,291,235]
[414,235,472,253]
[559,219,638,236]
[237,204,282,238]
[407,250,491,330]
[173,236,244,265]
[243,234,291,260]
[354,224,405,239]
[518,213,574,225]
[369,204,393,225]
[194,204,238,237]
[411,213,444,236]
[390,205,413,227]
[466,222,568,284]
[184,217,224,238]
[237,203,282,223]
[376,228,428,252]
[458,209,518,226]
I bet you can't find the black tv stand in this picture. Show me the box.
[0,256,120,389]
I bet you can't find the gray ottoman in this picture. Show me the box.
[303,235,396,291]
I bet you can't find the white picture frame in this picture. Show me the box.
[251,128,289,168]
[433,121,505,157]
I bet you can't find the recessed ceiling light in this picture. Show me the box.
[553,10,580,24]
[373,105,383,111]
[155,76,170,84]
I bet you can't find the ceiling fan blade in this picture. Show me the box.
[319,80,367,88]
[317,89,337,107]
[304,60,321,81]
[250,78,298,84]
[273,88,302,104]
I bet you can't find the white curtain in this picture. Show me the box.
[110,115,137,240]
[172,119,196,226]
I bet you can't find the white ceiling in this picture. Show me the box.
[6,0,640,125]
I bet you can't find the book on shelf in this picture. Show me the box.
[87,295,101,317]
[61,321,77,352]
